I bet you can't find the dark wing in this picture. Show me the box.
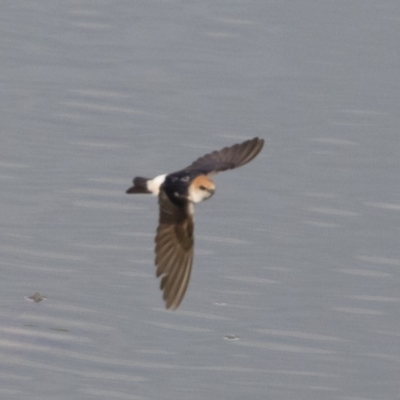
[155,189,194,309]
[183,137,264,175]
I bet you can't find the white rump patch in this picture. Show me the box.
[147,174,166,195]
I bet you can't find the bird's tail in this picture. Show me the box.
[126,177,151,194]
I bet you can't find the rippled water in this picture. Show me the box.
[1,1,400,399]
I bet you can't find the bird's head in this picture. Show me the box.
[188,175,215,203]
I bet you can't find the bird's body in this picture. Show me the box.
[127,137,264,309]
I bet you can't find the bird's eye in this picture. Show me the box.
[199,185,206,190]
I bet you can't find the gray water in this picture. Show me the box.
[1,1,400,399]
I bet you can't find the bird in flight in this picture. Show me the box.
[126,137,264,309]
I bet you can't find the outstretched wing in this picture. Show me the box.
[183,137,264,175]
[155,189,194,309]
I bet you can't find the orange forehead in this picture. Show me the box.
[192,175,215,189]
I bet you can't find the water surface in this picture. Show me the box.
[1,1,400,399]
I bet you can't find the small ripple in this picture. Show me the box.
[89,177,129,185]
[197,235,250,245]
[145,321,211,333]
[329,121,371,127]
[0,246,84,262]
[70,141,124,148]
[69,89,130,99]
[355,255,400,267]
[303,192,337,198]
[72,200,142,211]
[332,307,383,315]
[262,266,292,272]
[375,330,400,338]
[72,22,112,30]
[66,188,120,197]
[365,353,400,364]
[339,397,382,400]
[336,268,392,278]
[73,243,133,251]
[161,309,231,321]
[365,202,400,211]
[226,276,277,284]
[0,174,18,180]
[234,340,335,354]
[0,327,90,344]
[0,161,29,169]
[217,18,256,25]
[339,109,387,116]
[82,388,147,400]
[2,354,146,382]
[309,137,359,145]
[193,365,336,377]
[304,220,340,228]
[19,314,115,333]
[64,101,145,115]
[117,232,154,238]
[348,295,400,303]
[307,207,359,216]
[204,31,240,38]
[256,329,344,342]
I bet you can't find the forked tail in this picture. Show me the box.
[126,177,151,194]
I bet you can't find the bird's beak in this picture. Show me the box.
[207,188,215,197]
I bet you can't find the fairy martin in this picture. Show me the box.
[126,137,264,309]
